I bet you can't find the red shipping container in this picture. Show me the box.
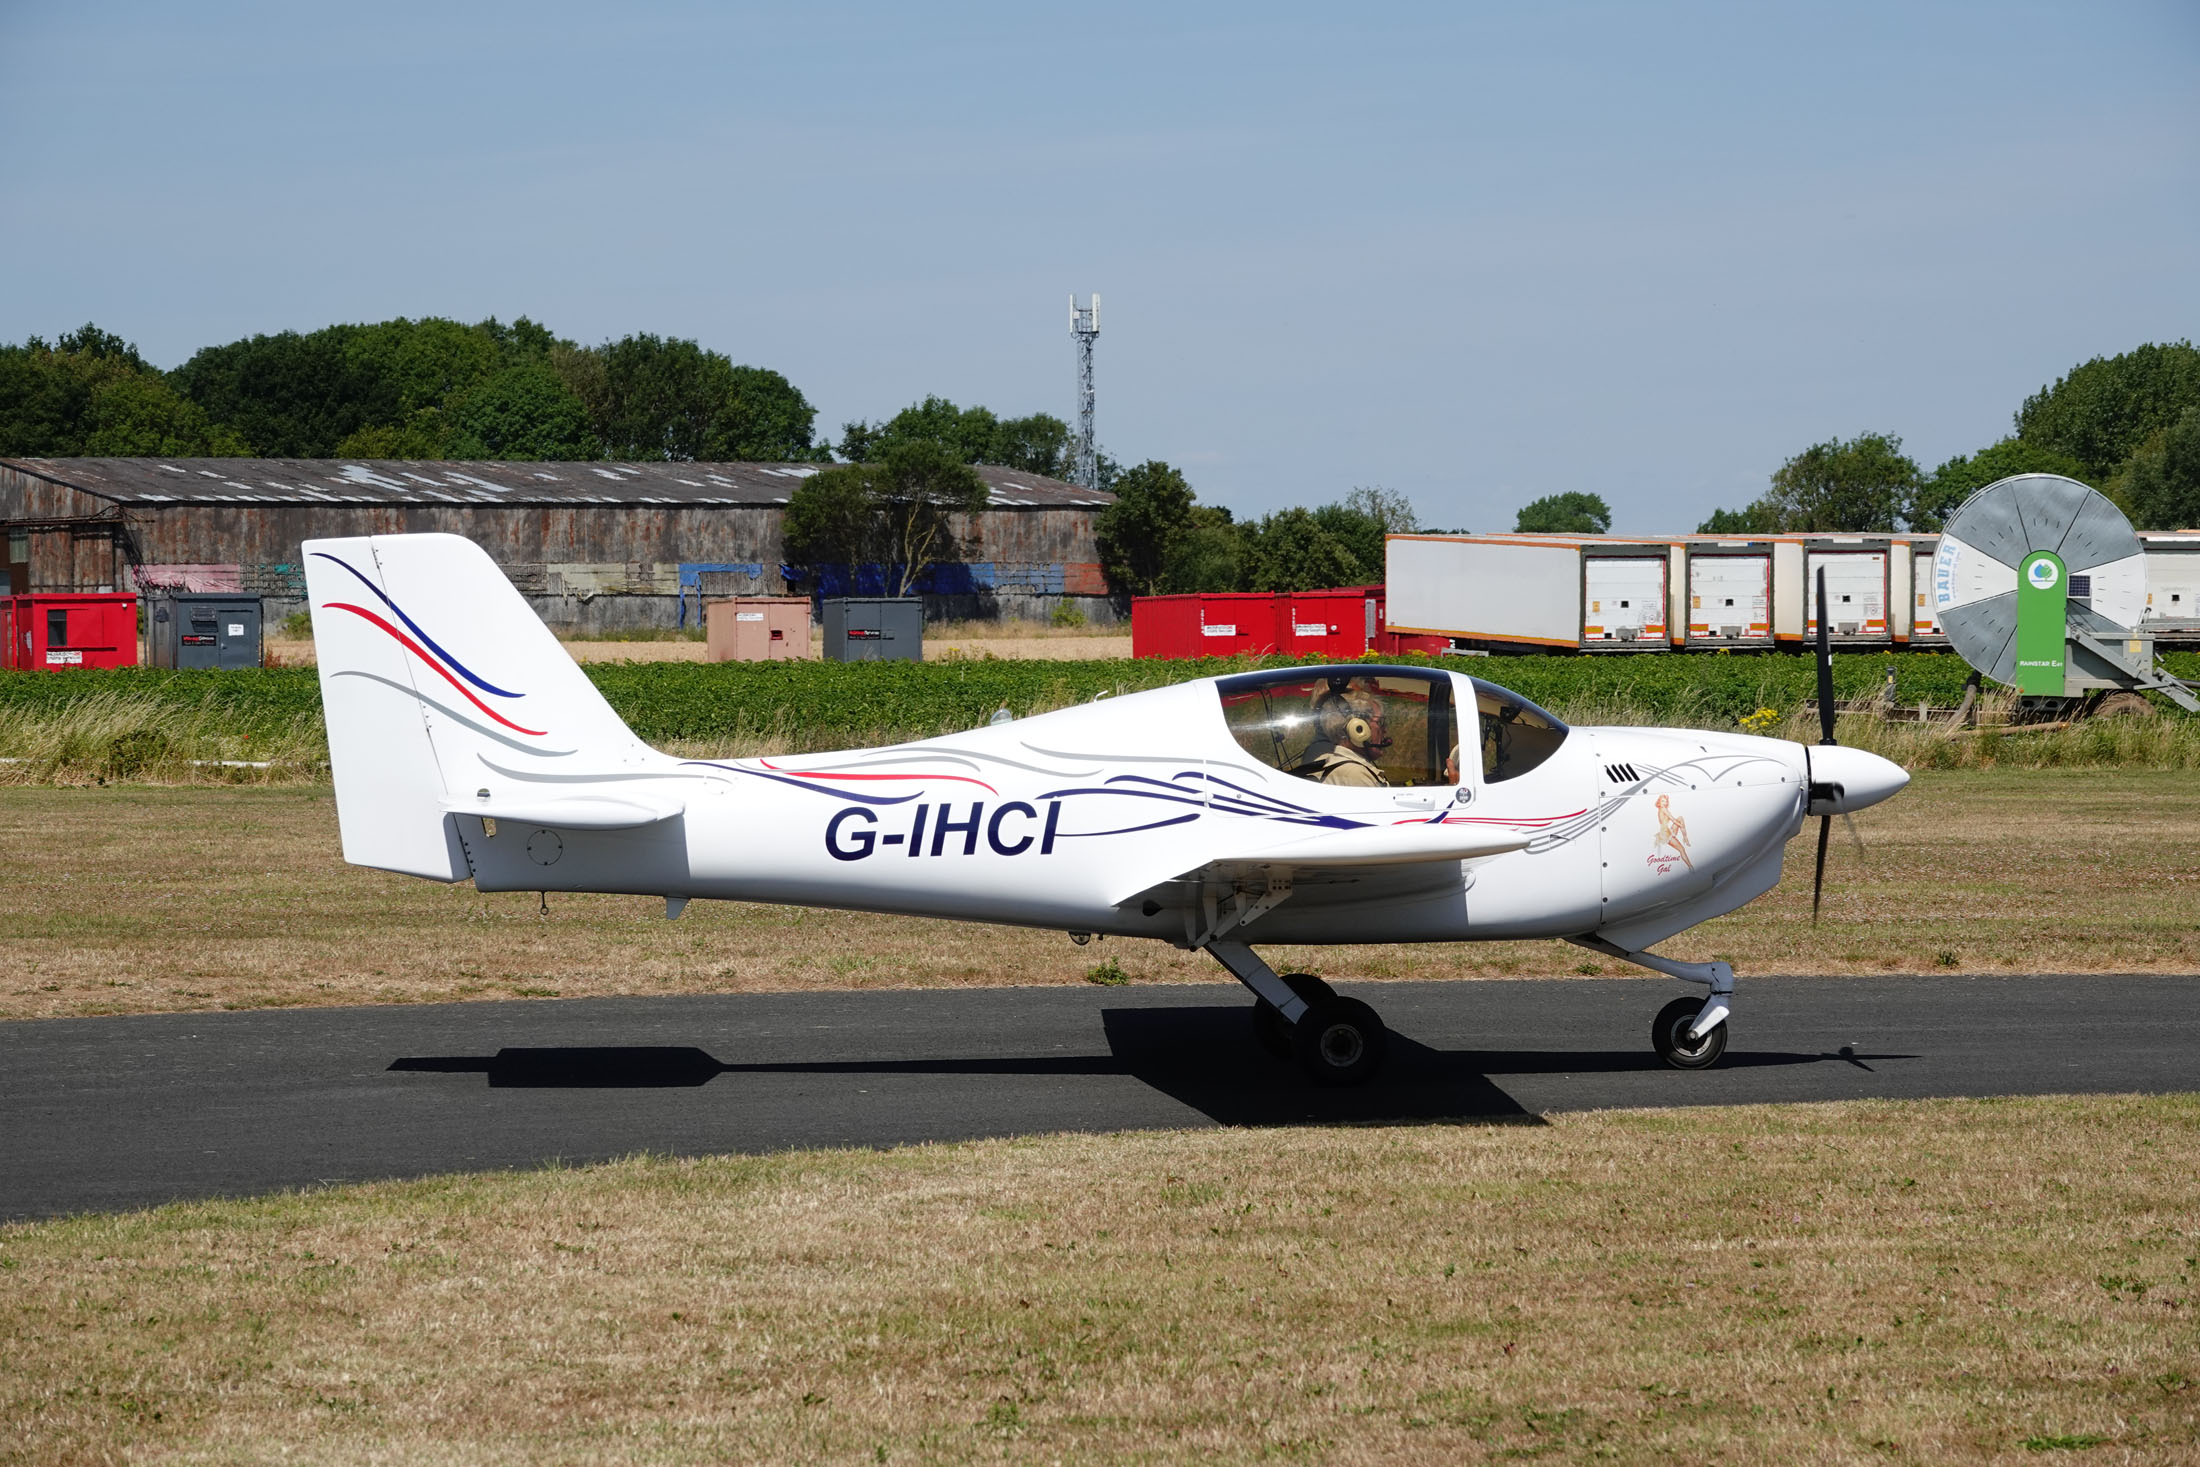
[1132,586,1456,660]
[1376,630,1452,656]
[1276,586,1384,659]
[1131,591,1283,659]
[3,593,140,670]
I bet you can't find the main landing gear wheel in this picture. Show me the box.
[1252,973,1334,1059]
[1294,997,1388,1086]
[1652,996,1727,1070]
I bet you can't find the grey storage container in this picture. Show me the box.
[150,592,263,669]
[821,597,922,662]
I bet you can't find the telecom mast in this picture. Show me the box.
[1070,293,1100,489]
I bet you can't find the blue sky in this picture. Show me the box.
[3,1,2195,531]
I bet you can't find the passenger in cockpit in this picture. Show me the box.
[1296,690,1390,786]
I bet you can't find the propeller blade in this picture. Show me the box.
[1816,564,1836,746]
[1811,813,1832,922]
[1842,811,1865,854]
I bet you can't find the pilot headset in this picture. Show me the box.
[1315,692,1376,749]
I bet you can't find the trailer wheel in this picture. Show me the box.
[2094,691,2157,719]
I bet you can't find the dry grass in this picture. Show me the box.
[0,690,324,787]
[2,769,2194,1022]
[923,617,1125,641]
[4,1095,2197,1464]
[925,634,1133,661]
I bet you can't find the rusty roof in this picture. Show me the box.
[0,458,1114,510]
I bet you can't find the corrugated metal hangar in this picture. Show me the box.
[0,458,1115,633]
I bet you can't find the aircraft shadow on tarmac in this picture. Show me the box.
[389,1005,1915,1128]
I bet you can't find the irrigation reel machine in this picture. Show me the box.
[1933,473,2199,719]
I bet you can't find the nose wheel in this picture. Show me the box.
[1651,995,1727,1069]
[1568,940,1736,1072]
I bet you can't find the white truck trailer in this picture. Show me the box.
[1384,535,1680,651]
[1767,537,1908,645]
[1387,532,1949,651]
[2139,531,2200,641]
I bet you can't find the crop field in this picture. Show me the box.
[3,650,2198,782]
[5,1094,2198,1464]
[2,767,2195,1022]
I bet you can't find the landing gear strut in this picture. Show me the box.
[1208,941,1388,1085]
[1571,937,1734,1071]
[1251,972,1333,1059]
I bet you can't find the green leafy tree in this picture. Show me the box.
[173,315,570,457]
[0,325,248,456]
[174,323,418,455]
[2124,405,2200,530]
[1911,438,2089,531]
[76,370,251,455]
[1095,460,1197,595]
[988,413,1072,477]
[345,317,504,422]
[715,364,827,461]
[782,440,987,595]
[448,362,596,459]
[1242,506,1366,591]
[1702,432,1921,533]
[1696,504,1776,534]
[783,465,886,567]
[2015,341,2200,481]
[839,395,1069,476]
[1318,486,1417,575]
[872,440,989,593]
[1159,506,1245,592]
[1514,491,1612,534]
[333,413,453,459]
[561,333,823,461]
[168,316,813,463]
[1244,488,1408,590]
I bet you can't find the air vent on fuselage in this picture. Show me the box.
[1604,762,1642,785]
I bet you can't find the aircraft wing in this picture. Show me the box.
[1106,820,1532,907]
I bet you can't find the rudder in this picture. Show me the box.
[303,533,652,879]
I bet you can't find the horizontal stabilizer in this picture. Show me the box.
[1107,819,1532,906]
[444,793,686,830]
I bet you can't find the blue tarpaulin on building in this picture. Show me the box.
[784,562,1070,599]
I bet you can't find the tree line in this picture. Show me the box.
[781,457,1425,601]
[13,316,2188,603]
[1091,470,1417,596]
[1690,341,2200,535]
[0,314,1425,599]
[0,318,1080,476]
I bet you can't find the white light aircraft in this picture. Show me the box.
[304,534,1909,1085]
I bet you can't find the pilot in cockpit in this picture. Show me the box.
[1295,688,1391,786]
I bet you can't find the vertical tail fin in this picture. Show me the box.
[303,533,653,879]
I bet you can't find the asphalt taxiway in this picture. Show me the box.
[5,974,2195,1219]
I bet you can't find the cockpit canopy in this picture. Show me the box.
[1470,677,1568,783]
[1217,667,1457,787]
[1214,666,1568,788]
